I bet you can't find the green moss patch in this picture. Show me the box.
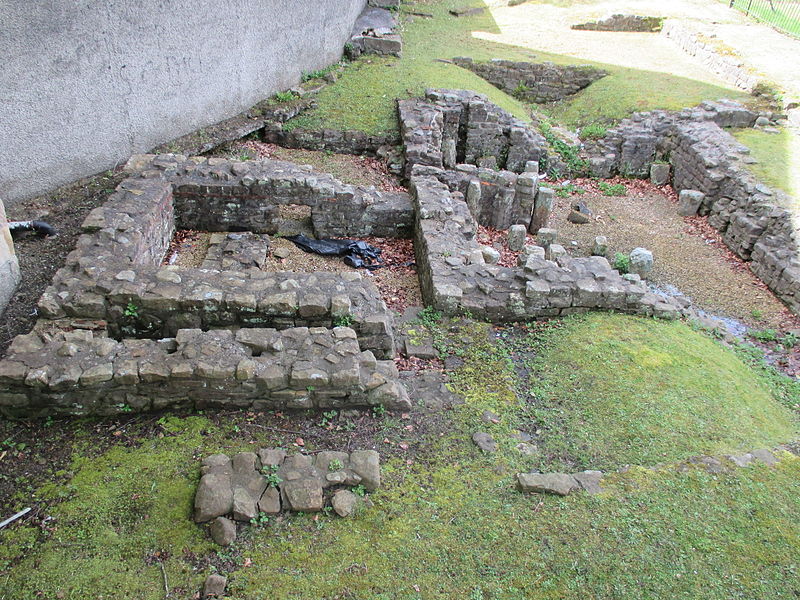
[523,313,798,469]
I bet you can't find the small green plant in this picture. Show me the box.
[260,464,283,487]
[328,459,344,471]
[579,123,607,140]
[750,309,764,321]
[750,328,778,343]
[333,314,354,328]
[613,252,630,274]
[418,306,442,329]
[598,181,627,196]
[273,90,297,103]
[352,484,367,497]
[372,404,386,417]
[319,410,337,428]
[249,512,270,527]
[512,81,530,97]
[123,302,139,319]
[554,183,587,198]
[781,332,799,349]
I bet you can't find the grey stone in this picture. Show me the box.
[516,442,538,456]
[203,574,227,599]
[531,187,554,233]
[209,516,237,546]
[349,450,381,491]
[232,486,258,522]
[332,489,359,517]
[537,228,557,248]
[751,449,779,466]
[573,470,603,494]
[755,115,770,127]
[517,472,580,496]
[507,224,527,251]
[472,432,498,453]
[547,244,566,261]
[273,246,291,259]
[567,210,590,224]
[481,246,501,265]
[650,163,670,186]
[258,486,281,514]
[282,478,324,512]
[629,248,653,278]
[677,189,705,217]
[194,472,233,523]
[592,236,608,256]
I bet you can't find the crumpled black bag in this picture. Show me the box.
[284,234,384,269]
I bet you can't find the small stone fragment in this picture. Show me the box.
[481,246,501,265]
[507,224,527,251]
[677,189,705,217]
[472,432,497,453]
[203,574,227,599]
[209,516,237,546]
[591,236,608,257]
[517,472,580,496]
[629,248,653,278]
[332,489,359,517]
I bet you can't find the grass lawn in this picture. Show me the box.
[732,127,797,201]
[288,0,750,136]
[513,313,798,470]
[2,314,798,599]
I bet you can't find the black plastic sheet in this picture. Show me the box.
[284,234,384,269]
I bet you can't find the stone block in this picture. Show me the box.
[507,224,527,251]
[629,247,654,278]
[650,163,670,186]
[517,472,580,496]
[677,189,705,216]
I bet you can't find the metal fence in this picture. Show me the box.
[727,0,800,38]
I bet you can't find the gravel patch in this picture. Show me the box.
[547,177,799,329]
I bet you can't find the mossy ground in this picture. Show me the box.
[288,0,749,136]
[1,314,798,599]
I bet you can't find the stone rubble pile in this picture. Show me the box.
[195,448,380,531]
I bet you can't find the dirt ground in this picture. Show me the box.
[547,178,800,330]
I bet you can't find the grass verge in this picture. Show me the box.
[288,0,749,136]
[518,313,798,470]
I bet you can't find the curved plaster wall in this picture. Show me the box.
[0,0,366,205]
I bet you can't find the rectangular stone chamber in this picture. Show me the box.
[0,154,418,416]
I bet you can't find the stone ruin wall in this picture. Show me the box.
[452,58,608,104]
[0,154,415,417]
[585,100,800,315]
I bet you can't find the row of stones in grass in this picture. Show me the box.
[195,448,380,527]
[517,445,795,497]
[584,100,800,315]
[410,169,684,321]
[123,153,412,238]
[398,88,548,178]
[452,57,608,104]
[0,326,410,417]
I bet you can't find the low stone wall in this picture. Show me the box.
[453,58,607,104]
[572,14,664,33]
[584,100,800,314]
[263,122,398,158]
[411,169,686,321]
[398,88,547,177]
[0,198,20,316]
[662,21,759,92]
[0,326,409,417]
